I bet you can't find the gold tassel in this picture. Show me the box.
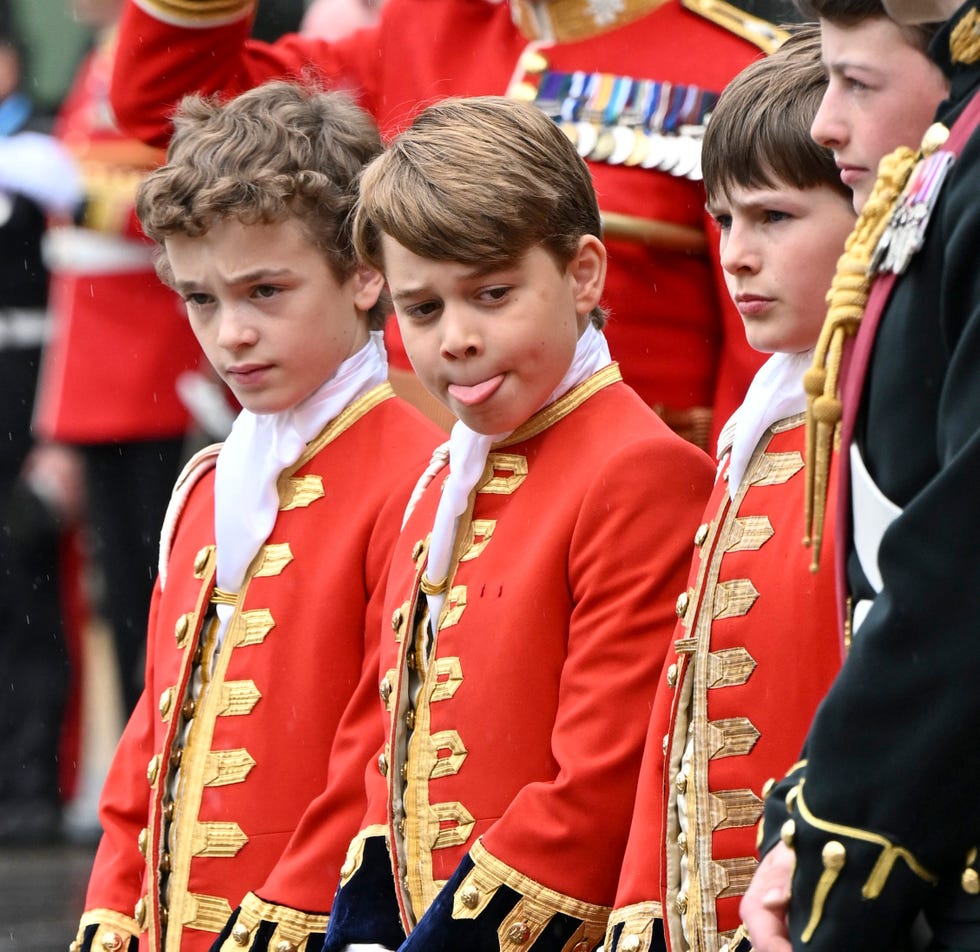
[802,146,918,573]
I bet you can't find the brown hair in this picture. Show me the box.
[136,80,387,327]
[702,26,850,205]
[795,0,939,49]
[352,95,606,328]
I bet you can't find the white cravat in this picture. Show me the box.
[212,331,388,647]
[721,348,812,499]
[423,324,612,628]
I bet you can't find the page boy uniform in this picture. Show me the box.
[73,337,440,952]
[606,353,842,952]
[109,0,806,448]
[321,329,715,951]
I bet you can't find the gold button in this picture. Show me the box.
[163,800,175,822]
[159,688,174,719]
[507,922,530,944]
[694,522,709,547]
[921,121,950,156]
[400,762,409,781]
[666,663,678,688]
[621,937,641,952]
[181,699,196,720]
[571,943,591,952]
[174,613,191,647]
[232,923,250,946]
[169,748,183,769]
[101,931,123,951]
[192,645,203,666]
[406,650,417,671]
[675,591,690,619]
[762,777,776,798]
[391,608,403,632]
[160,852,171,873]
[137,827,149,856]
[275,942,296,952]
[159,907,168,928]
[146,755,161,785]
[676,772,687,793]
[963,869,980,895]
[678,832,687,851]
[397,818,406,836]
[411,539,424,562]
[675,893,688,915]
[781,819,796,848]
[459,884,480,909]
[134,897,147,928]
[822,841,846,870]
[193,546,211,575]
[378,753,389,777]
[662,733,669,755]
[379,677,392,703]
[405,710,416,730]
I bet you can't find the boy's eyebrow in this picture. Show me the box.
[389,263,513,303]
[172,267,295,293]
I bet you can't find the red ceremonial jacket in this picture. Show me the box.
[109,0,791,446]
[73,386,440,952]
[34,31,202,445]
[607,413,842,952]
[324,367,715,951]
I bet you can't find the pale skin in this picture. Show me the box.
[164,216,383,415]
[382,235,607,435]
[810,15,948,212]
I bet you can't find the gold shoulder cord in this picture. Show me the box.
[801,146,918,572]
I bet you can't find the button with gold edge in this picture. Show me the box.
[694,522,709,547]
[459,884,480,909]
[675,893,688,915]
[519,48,548,73]
[675,591,690,619]
[181,699,196,720]
[621,937,641,952]
[137,827,149,856]
[193,546,211,575]
[678,832,687,851]
[405,710,416,730]
[378,752,389,777]
[411,539,425,562]
[231,922,250,946]
[391,607,403,632]
[160,852,171,873]
[169,748,183,769]
[379,677,392,703]
[159,688,174,719]
[275,942,296,952]
[507,922,531,944]
[406,650,417,671]
[163,799,175,822]
[134,897,147,928]
[146,755,161,785]
[676,772,687,794]
[666,663,678,688]
[780,819,796,848]
[174,613,191,647]
[400,762,409,781]
[192,645,203,666]
[397,818,406,836]
[101,931,123,951]
[963,869,980,895]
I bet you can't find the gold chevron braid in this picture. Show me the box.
[801,145,917,573]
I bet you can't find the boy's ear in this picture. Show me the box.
[569,235,606,318]
[352,265,385,312]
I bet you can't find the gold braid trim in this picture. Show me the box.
[951,8,980,65]
[801,145,918,572]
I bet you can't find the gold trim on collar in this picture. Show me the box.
[681,0,790,53]
[498,363,622,447]
[511,0,671,42]
[280,383,395,484]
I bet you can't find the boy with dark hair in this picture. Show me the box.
[71,80,440,952]
[603,28,856,952]
[320,95,715,952]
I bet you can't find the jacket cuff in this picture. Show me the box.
[71,910,140,952]
[757,759,806,860]
[603,901,665,952]
[212,892,328,952]
[782,781,937,950]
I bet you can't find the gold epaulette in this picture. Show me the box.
[511,0,671,43]
[681,0,797,53]
[134,0,253,27]
[951,6,980,64]
[801,145,918,572]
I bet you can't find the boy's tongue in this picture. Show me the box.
[448,374,504,406]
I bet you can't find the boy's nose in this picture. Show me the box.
[439,307,482,360]
[216,306,259,350]
[810,91,845,151]
[720,224,758,276]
